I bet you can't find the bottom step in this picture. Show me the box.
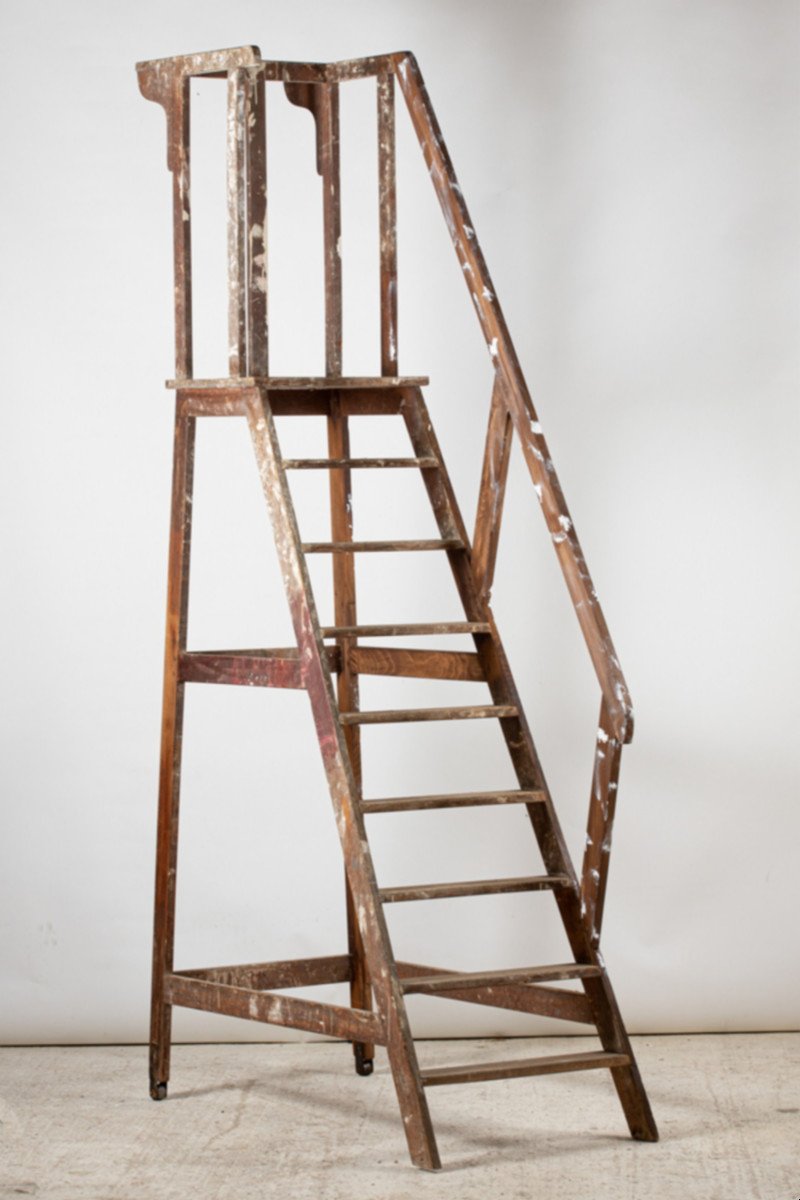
[419,1050,630,1087]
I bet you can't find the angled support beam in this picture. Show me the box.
[473,375,513,603]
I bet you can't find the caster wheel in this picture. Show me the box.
[355,1049,374,1076]
[150,1081,168,1101]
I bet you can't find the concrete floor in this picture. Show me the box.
[0,1035,797,1199]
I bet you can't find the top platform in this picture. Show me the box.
[167,376,429,391]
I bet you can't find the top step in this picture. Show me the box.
[167,376,429,390]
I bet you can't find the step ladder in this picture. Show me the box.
[137,46,658,1171]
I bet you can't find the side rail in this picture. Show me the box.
[390,51,632,944]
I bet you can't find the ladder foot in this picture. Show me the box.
[354,1046,374,1076]
[150,1081,168,1101]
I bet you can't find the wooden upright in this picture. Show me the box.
[137,46,658,1171]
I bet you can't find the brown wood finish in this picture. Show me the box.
[327,394,375,1073]
[350,645,484,682]
[420,1050,630,1088]
[361,789,544,813]
[395,960,593,1024]
[341,703,517,725]
[173,953,351,989]
[165,974,385,1044]
[379,875,570,904]
[148,402,195,1099]
[138,45,657,1170]
[400,963,600,993]
[472,375,513,603]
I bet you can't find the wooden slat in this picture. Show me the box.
[245,68,268,375]
[227,69,248,376]
[420,1050,630,1088]
[401,963,601,994]
[378,71,398,374]
[164,974,385,1044]
[302,539,462,554]
[174,954,351,990]
[341,704,516,725]
[379,874,570,903]
[320,82,342,374]
[283,456,437,469]
[395,961,593,1025]
[350,645,484,682]
[321,622,489,638]
[361,789,544,813]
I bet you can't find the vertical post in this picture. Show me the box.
[246,68,268,377]
[377,72,397,375]
[171,74,193,379]
[581,698,623,945]
[327,395,373,1073]
[150,399,196,1098]
[227,69,248,376]
[319,83,342,376]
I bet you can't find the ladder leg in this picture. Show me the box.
[327,396,374,1074]
[245,389,440,1168]
[149,402,195,1100]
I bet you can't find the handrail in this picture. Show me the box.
[391,51,634,745]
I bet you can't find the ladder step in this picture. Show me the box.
[283,456,438,469]
[401,962,600,994]
[321,622,490,638]
[420,1050,630,1088]
[379,874,570,903]
[302,539,463,553]
[340,705,517,725]
[361,789,546,813]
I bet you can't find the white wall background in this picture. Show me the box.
[1,0,798,1044]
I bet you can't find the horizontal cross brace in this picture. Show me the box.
[395,961,593,1024]
[179,647,340,687]
[164,973,385,1044]
[172,954,352,990]
[177,388,406,418]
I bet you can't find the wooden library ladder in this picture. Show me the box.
[137,45,658,1171]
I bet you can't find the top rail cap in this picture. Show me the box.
[136,45,262,80]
